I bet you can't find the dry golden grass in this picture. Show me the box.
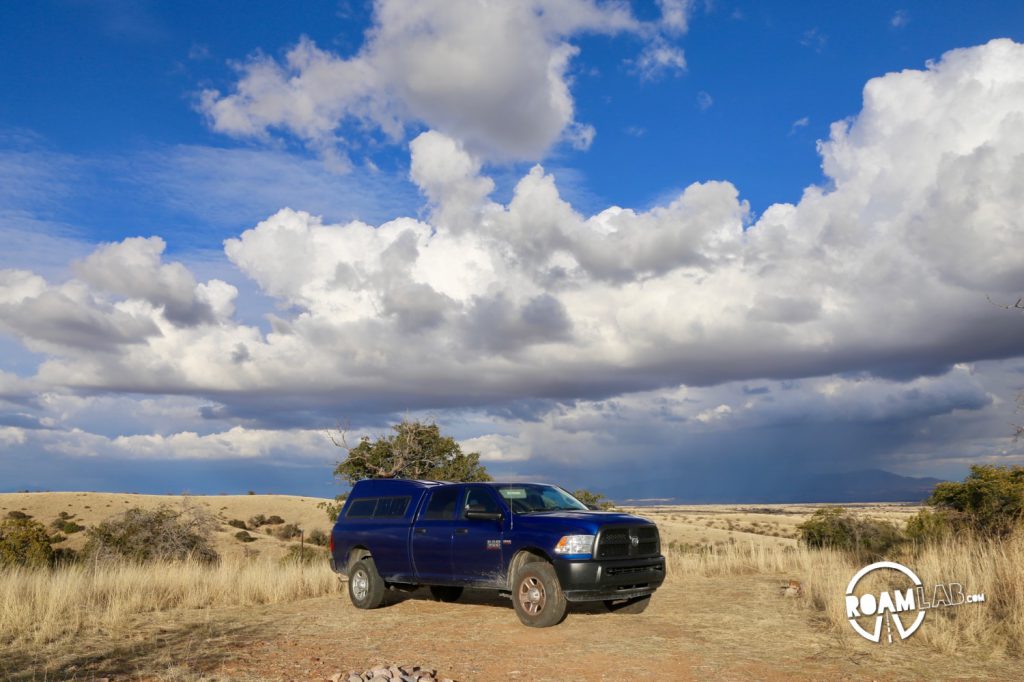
[0,492,335,561]
[667,530,1024,659]
[0,556,342,646]
[2,495,1020,679]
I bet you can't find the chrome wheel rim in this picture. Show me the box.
[518,576,545,615]
[352,569,369,601]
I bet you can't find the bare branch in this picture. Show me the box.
[986,295,1024,311]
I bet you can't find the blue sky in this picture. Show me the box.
[1,1,1023,500]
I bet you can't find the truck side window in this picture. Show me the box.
[421,487,459,520]
[374,496,410,518]
[463,487,499,517]
[346,498,377,518]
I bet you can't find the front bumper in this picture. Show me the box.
[553,555,665,602]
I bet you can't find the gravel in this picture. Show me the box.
[328,664,455,682]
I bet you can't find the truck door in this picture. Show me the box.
[451,486,506,586]
[411,486,461,581]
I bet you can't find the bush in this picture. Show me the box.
[318,495,347,522]
[797,507,905,562]
[226,519,248,530]
[0,517,55,568]
[279,544,326,565]
[234,531,256,543]
[50,512,86,535]
[272,523,302,540]
[307,529,329,547]
[248,514,267,528]
[905,508,958,544]
[926,465,1024,538]
[6,511,31,520]
[83,502,219,564]
[265,515,285,525]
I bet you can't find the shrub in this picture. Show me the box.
[52,546,79,566]
[248,514,267,528]
[226,519,248,530]
[307,529,329,547]
[797,507,905,562]
[280,544,326,565]
[905,508,958,544]
[272,523,302,540]
[265,515,285,525]
[318,495,347,522]
[0,517,55,568]
[926,465,1024,538]
[234,531,256,543]
[6,511,31,520]
[83,502,219,564]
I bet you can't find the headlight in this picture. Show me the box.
[553,534,595,556]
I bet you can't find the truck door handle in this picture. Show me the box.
[414,528,427,535]
[455,528,469,535]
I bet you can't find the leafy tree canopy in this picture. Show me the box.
[331,420,491,488]
[572,489,615,510]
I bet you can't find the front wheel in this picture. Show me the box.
[348,558,386,609]
[603,595,651,614]
[512,562,567,627]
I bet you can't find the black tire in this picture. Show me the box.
[511,561,567,627]
[429,586,464,602]
[603,595,651,614]
[348,558,386,609]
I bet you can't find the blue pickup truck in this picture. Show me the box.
[329,479,665,627]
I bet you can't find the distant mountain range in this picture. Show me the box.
[613,469,944,505]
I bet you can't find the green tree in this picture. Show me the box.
[925,464,1024,538]
[572,489,615,510]
[331,420,491,486]
[0,517,55,568]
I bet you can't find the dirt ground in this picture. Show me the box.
[7,570,1019,681]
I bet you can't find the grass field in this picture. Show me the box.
[1,493,1020,680]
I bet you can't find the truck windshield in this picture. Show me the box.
[495,484,589,514]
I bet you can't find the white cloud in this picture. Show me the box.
[32,425,329,460]
[696,90,713,110]
[891,10,909,28]
[0,427,26,447]
[789,116,809,134]
[2,40,1023,465]
[632,38,687,80]
[199,0,640,162]
[658,0,693,34]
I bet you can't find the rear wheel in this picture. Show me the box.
[603,595,651,614]
[348,558,386,609]
[512,561,567,627]
[429,586,464,602]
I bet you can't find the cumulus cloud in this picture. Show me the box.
[3,40,1024,484]
[7,41,1024,408]
[199,0,640,162]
